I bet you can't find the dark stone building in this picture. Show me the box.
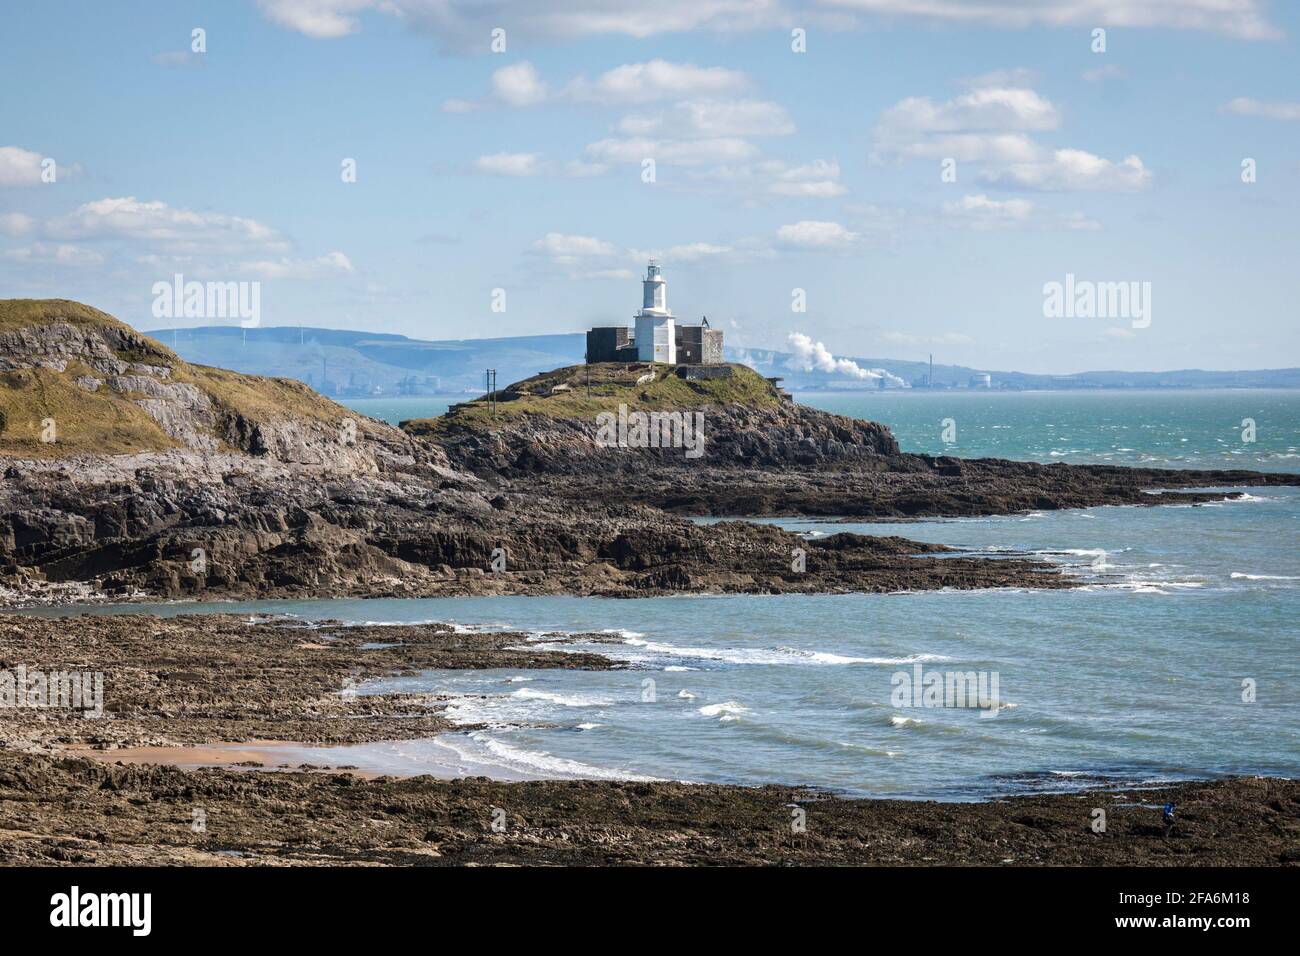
[585,262,723,365]
[586,318,723,366]
[674,318,724,365]
[585,326,638,363]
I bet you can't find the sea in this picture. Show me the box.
[22,390,1300,799]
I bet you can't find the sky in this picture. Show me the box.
[1,0,1297,373]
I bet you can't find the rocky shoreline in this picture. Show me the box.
[4,440,1290,604]
[0,614,618,751]
[1,613,1294,866]
[1,449,1087,605]
[3,754,1293,866]
[3,313,1297,867]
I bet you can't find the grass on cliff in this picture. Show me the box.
[0,364,179,457]
[404,362,782,437]
[0,299,363,458]
[0,299,151,334]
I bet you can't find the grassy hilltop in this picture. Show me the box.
[402,362,783,438]
[0,299,372,458]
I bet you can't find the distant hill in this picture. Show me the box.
[147,325,584,397]
[146,325,1300,394]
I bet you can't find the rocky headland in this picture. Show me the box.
[2,300,1297,869]
[3,315,1293,605]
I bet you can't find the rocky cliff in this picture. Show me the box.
[2,305,1295,605]
[0,299,437,471]
[405,361,900,476]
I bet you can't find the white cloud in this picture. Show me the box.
[443,60,547,111]
[47,197,289,254]
[618,99,794,138]
[879,87,1061,135]
[0,146,51,186]
[471,154,608,178]
[240,251,353,278]
[531,230,635,279]
[1220,97,1300,121]
[256,0,373,39]
[686,157,848,200]
[874,83,1152,192]
[871,87,1061,163]
[567,60,750,104]
[444,60,753,113]
[491,61,547,106]
[775,220,860,248]
[261,1,1280,43]
[0,212,34,236]
[586,136,758,166]
[984,148,1152,192]
[942,193,1034,227]
[768,179,847,198]
[642,242,734,261]
[819,0,1280,40]
[391,0,787,46]
[887,131,1043,163]
[532,231,754,277]
[3,242,104,267]
[763,159,847,197]
[475,152,544,176]
[533,232,620,264]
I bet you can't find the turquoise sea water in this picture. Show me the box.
[23,392,1299,798]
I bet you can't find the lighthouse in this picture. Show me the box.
[584,261,722,365]
[634,260,676,363]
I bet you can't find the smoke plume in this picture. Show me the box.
[785,332,906,387]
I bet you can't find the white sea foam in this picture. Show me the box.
[698,701,749,721]
[1231,572,1299,581]
[441,687,612,728]
[620,637,948,667]
[598,628,646,639]
[511,688,613,707]
[466,731,660,782]
[677,689,696,699]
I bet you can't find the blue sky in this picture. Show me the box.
[1,0,1297,373]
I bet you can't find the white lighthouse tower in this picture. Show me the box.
[634,259,676,363]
